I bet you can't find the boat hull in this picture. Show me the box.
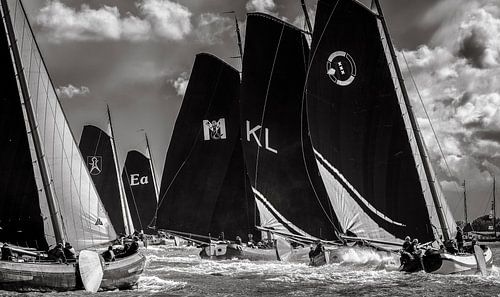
[0,252,145,292]
[402,246,493,274]
[199,244,278,261]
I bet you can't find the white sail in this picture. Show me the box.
[2,0,116,250]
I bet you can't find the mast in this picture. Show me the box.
[107,106,133,235]
[373,0,450,241]
[300,0,313,34]
[234,16,243,62]
[494,176,497,236]
[463,180,468,224]
[145,133,160,201]
[1,0,64,244]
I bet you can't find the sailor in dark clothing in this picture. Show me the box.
[1,243,14,261]
[102,246,115,262]
[247,234,256,248]
[455,226,464,253]
[64,242,76,260]
[235,236,242,245]
[402,236,411,252]
[48,243,67,264]
[128,237,139,255]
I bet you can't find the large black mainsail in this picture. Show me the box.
[0,0,116,251]
[305,0,455,243]
[156,53,256,242]
[122,149,158,234]
[240,13,340,240]
[79,125,131,235]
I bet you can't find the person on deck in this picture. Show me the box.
[247,234,256,248]
[402,236,411,252]
[48,243,67,264]
[1,243,14,261]
[64,242,76,260]
[455,226,464,253]
[102,246,115,262]
[235,236,242,245]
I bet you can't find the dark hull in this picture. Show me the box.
[199,244,278,261]
[0,252,145,292]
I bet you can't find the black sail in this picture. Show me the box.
[240,13,339,240]
[0,19,47,249]
[79,125,126,235]
[305,0,439,242]
[122,150,157,234]
[157,53,256,242]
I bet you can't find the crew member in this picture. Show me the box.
[102,246,115,262]
[402,236,411,252]
[455,226,464,253]
[48,242,67,264]
[247,234,256,248]
[1,243,14,261]
[64,242,76,260]
[235,236,242,245]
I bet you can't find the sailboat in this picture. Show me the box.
[122,134,165,243]
[239,11,350,265]
[302,0,492,273]
[0,0,144,291]
[154,53,273,260]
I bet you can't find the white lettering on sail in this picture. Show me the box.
[130,174,149,186]
[245,120,277,154]
[203,119,226,140]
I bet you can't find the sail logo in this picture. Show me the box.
[203,119,227,140]
[129,174,149,186]
[87,156,102,175]
[326,51,356,86]
[246,120,277,154]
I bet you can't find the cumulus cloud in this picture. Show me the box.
[56,84,90,98]
[195,13,232,45]
[138,0,192,40]
[246,0,276,13]
[36,0,192,42]
[170,73,189,96]
[399,0,500,208]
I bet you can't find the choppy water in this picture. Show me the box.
[1,244,500,297]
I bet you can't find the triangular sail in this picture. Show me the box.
[122,150,158,234]
[0,0,116,250]
[156,53,257,242]
[240,13,340,240]
[79,125,128,235]
[305,0,455,243]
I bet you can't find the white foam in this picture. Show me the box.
[138,276,186,293]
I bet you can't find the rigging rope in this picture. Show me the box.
[401,51,463,213]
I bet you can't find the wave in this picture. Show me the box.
[138,276,187,293]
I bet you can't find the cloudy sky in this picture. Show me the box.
[20,0,500,222]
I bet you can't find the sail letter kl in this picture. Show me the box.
[240,13,340,240]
